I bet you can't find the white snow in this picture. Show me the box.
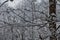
[35,0,42,4]
[7,0,23,9]
[37,0,41,3]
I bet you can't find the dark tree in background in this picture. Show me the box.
[49,0,57,40]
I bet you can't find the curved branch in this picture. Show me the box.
[0,0,8,7]
[9,8,35,24]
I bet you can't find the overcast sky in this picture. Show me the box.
[7,0,23,9]
[0,0,42,9]
[7,0,42,9]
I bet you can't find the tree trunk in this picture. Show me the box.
[49,0,57,40]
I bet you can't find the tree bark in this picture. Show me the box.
[49,0,57,40]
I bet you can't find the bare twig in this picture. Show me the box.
[9,8,35,24]
[0,0,8,7]
[56,25,60,31]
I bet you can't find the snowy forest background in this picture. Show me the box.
[0,0,60,40]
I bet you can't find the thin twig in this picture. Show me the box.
[0,0,8,7]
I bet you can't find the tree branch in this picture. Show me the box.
[0,0,8,7]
